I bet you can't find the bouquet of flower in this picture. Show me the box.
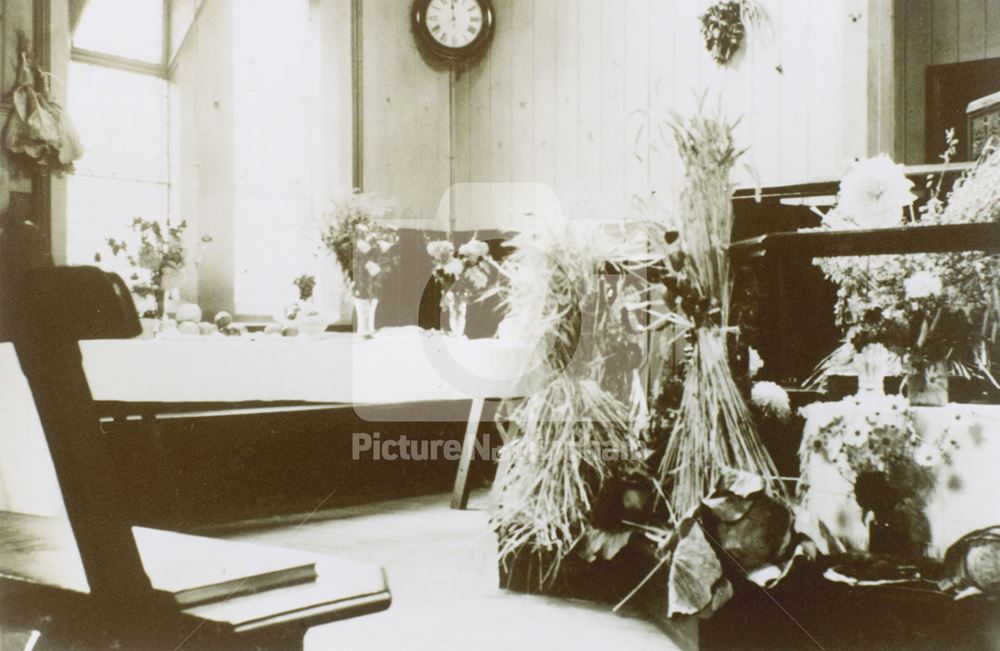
[799,394,939,556]
[99,217,199,316]
[813,147,1000,386]
[321,192,398,300]
[426,237,494,302]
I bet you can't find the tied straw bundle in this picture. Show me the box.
[489,223,643,587]
[657,107,783,516]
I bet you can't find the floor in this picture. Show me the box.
[229,491,683,651]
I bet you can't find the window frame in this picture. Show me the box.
[66,0,173,282]
[70,0,170,79]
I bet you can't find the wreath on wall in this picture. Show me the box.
[699,0,762,66]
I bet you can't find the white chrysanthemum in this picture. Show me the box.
[459,239,489,260]
[466,267,489,290]
[426,240,454,263]
[356,239,371,254]
[750,381,791,420]
[904,271,942,300]
[364,260,381,277]
[443,258,465,278]
[377,239,393,253]
[837,154,915,228]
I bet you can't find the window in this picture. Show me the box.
[67,0,322,318]
[66,0,170,273]
[232,0,318,316]
[66,63,169,266]
[72,0,165,64]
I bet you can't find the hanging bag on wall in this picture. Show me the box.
[3,51,84,173]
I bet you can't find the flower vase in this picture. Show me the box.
[297,313,328,340]
[443,291,468,337]
[354,297,378,337]
[153,287,166,319]
[907,359,949,406]
[867,507,931,558]
[853,343,889,395]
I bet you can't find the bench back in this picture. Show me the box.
[11,266,154,604]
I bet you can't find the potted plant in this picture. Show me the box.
[99,217,203,319]
[280,274,327,339]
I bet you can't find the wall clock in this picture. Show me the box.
[411,0,495,66]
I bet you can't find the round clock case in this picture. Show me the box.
[411,0,495,65]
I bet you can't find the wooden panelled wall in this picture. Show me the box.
[360,1,451,223]
[449,0,873,230]
[895,0,1000,164]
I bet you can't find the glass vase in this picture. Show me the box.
[867,508,932,558]
[443,291,468,337]
[354,297,378,337]
[153,287,166,319]
[853,343,889,395]
[907,359,949,407]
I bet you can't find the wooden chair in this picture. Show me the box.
[2,266,390,650]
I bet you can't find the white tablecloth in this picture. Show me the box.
[798,398,1000,558]
[0,330,530,516]
[80,328,531,405]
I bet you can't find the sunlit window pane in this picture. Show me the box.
[66,61,170,266]
[66,176,169,266]
[233,0,317,315]
[73,0,164,64]
[234,195,315,316]
[68,62,169,181]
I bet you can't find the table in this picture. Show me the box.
[798,397,1000,557]
[79,328,532,510]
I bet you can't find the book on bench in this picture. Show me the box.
[133,527,318,607]
[0,513,319,608]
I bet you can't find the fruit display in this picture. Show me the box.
[175,302,202,324]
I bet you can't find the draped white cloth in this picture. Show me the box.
[798,400,1000,558]
[0,329,530,516]
[80,328,530,405]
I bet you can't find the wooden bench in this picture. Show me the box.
[3,266,390,649]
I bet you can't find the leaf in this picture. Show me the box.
[702,470,765,522]
[719,469,765,497]
[668,522,723,617]
[702,577,734,618]
[703,494,754,522]
[577,527,633,563]
[746,539,816,589]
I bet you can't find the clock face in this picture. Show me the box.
[425,0,484,50]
